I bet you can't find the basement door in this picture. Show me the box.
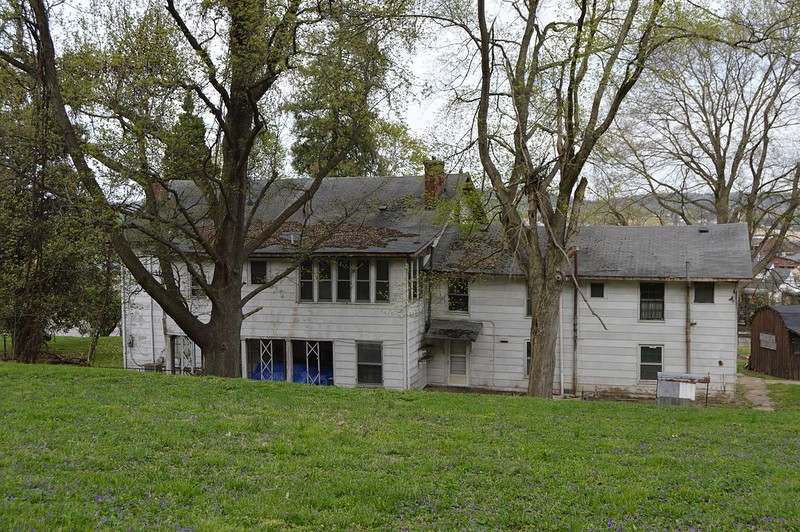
[448,340,469,386]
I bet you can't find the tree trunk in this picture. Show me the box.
[13,314,46,364]
[199,279,244,378]
[526,273,563,397]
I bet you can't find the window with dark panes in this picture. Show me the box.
[526,293,531,317]
[190,276,204,297]
[792,336,800,356]
[640,282,665,320]
[375,260,390,302]
[640,345,663,380]
[299,261,314,301]
[337,260,351,302]
[526,341,531,376]
[590,282,605,298]
[317,261,332,301]
[448,278,469,312]
[356,260,371,302]
[357,342,383,384]
[694,282,714,303]
[250,260,267,284]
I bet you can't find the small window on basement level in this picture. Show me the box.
[448,278,469,312]
[694,282,714,303]
[590,282,605,298]
[640,345,663,381]
[250,260,267,284]
[357,342,383,385]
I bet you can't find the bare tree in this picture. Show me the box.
[0,0,413,376]
[427,0,682,396]
[600,4,800,276]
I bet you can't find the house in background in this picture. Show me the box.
[121,167,752,399]
[749,306,800,380]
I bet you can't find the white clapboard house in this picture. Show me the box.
[121,166,752,399]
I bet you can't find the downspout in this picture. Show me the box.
[404,283,410,390]
[572,251,579,394]
[121,273,128,370]
[686,261,692,373]
[150,292,156,365]
[559,289,564,395]
[425,247,434,332]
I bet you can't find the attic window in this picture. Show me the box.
[698,226,709,233]
[590,282,605,298]
[694,282,714,303]
[250,260,268,284]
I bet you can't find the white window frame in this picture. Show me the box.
[356,342,383,386]
[298,258,390,303]
[448,278,469,313]
[639,282,665,321]
[589,282,605,299]
[249,260,269,285]
[694,282,714,304]
[639,345,663,381]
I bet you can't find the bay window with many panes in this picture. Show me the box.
[299,258,389,303]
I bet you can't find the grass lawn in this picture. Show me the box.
[46,335,123,368]
[1,364,799,530]
[769,384,800,413]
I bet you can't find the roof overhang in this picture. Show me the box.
[425,319,483,342]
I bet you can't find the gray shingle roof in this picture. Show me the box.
[768,305,800,335]
[168,174,465,256]
[437,223,753,281]
[576,224,752,280]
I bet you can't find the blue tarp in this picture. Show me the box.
[249,361,333,385]
[250,361,285,381]
[292,363,333,385]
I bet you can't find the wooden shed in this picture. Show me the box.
[749,305,800,380]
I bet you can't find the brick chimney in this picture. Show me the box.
[423,159,445,208]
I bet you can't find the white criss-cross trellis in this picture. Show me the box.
[257,339,274,381]
[174,336,199,375]
[305,341,321,385]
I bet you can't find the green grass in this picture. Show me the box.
[769,384,800,412]
[46,335,123,368]
[1,364,799,530]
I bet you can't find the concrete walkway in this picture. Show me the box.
[738,374,775,411]
[737,373,800,411]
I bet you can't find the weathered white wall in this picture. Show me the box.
[574,281,738,397]
[428,276,571,392]
[426,277,738,398]
[121,260,168,370]
[123,258,739,398]
[125,257,427,389]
